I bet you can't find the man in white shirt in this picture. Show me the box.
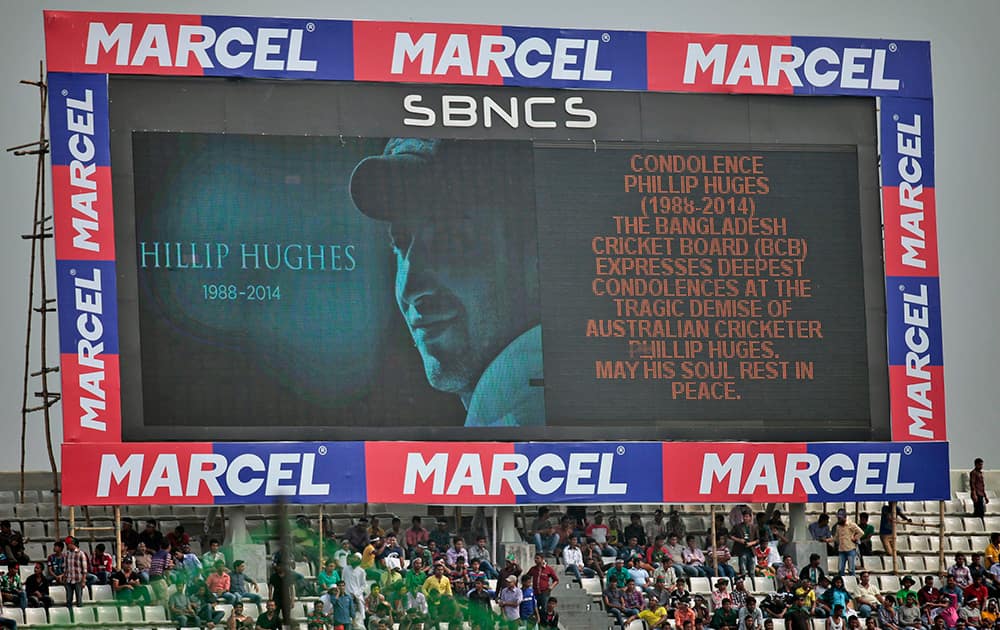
[852,571,884,618]
[562,537,595,583]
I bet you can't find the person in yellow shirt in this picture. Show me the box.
[795,582,819,616]
[639,598,671,628]
[985,534,1000,568]
[422,563,453,598]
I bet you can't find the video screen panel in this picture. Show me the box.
[111,77,887,441]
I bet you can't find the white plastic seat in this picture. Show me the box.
[689,576,712,593]
[94,604,120,624]
[46,606,72,624]
[121,605,144,622]
[950,537,972,552]
[965,518,985,532]
[91,583,114,601]
[22,607,47,626]
[143,605,168,621]
[0,608,24,625]
[879,574,901,593]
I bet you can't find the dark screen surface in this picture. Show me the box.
[111,77,887,441]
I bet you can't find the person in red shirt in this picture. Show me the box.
[206,561,237,604]
[88,543,114,585]
[166,526,190,551]
[918,575,942,608]
[526,553,560,615]
[964,575,989,607]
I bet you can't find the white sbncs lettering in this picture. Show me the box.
[402,93,596,129]
[391,32,613,82]
[402,452,627,497]
[96,452,331,498]
[683,43,900,91]
[699,451,916,496]
[84,22,318,71]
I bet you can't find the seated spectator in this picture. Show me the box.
[228,559,261,605]
[110,557,150,606]
[429,520,452,551]
[191,581,224,624]
[920,575,943,607]
[626,557,651,592]
[899,593,926,630]
[530,508,559,557]
[562,536,594,583]
[582,541,605,580]
[0,521,29,565]
[138,519,164,551]
[641,595,672,628]
[346,517,370,552]
[130,542,151,583]
[448,557,469,596]
[624,513,648,547]
[646,509,670,544]
[368,516,386,540]
[795,580,824,618]
[606,558,630,587]
[405,516,429,550]
[585,511,610,544]
[785,595,813,630]
[226,600,255,630]
[711,597,739,629]
[648,575,674,604]
[935,593,961,629]
[45,540,64,585]
[709,534,738,579]
[826,605,847,630]
[986,534,1000,570]
[119,517,140,554]
[731,577,751,610]
[24,562,52,608]
[676,597,698,628]
[467,535,497,579]
[945,576,968,606]
[316,559,340,596]
[166,525,190,552]
[800,553,827,585]
[200,539,226,571]
[667,510,688,540]
[540,596,560,628]
[823,576,852,614]
[712,578,732,609]
[206,560,237,604]
[445,537,468,569]
[668,533,698,577]
[169,584,200,627]
[603,577,633,627]
[88,542,114,585]
[853,571,884,617]
[684,535,710,577]
[983,598,999,625]
[777,555,799,582]
[761,590,794,618]
[951,555,972,588]
[879,594,901,630]
[809,514,836,555]
[255,599,282,629]
[968,576,991,607]
[740,596,765,630]
[961,597,983,628]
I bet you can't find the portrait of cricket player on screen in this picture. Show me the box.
[350,138,545,427]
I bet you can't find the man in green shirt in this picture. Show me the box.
[711,598,740,629]
[606,558,630,588]
[317,560,340,593]
[897,576,919,604]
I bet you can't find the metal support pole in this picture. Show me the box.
[711,504,718,574]
[114,506,122,567]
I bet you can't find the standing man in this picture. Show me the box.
[972,459,989,523]
[63,536,88,608]
[833,509,865,576]
[350,138,543,427]
[526,553,560,614]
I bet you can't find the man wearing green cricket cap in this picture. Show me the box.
[350,138,543,427]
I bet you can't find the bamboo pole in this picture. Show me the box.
[939,501,945,576]
[891,501,899,575]
[69,506,75,537]
[114,506,122,567]
[711,504,718,574]
[318,505,325,568]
